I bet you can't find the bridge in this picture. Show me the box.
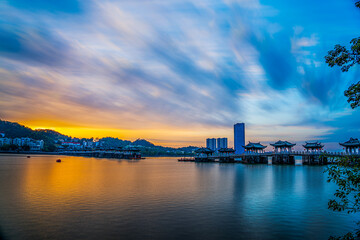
[59,149,142,159]
[179,151,360,165]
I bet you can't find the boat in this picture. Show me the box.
[56,159,61,163]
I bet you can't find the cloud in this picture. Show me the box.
[0,25,73,67]
[6,0,82,13]
[0,0,359,147]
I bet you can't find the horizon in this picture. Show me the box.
[0,119,354,151]
[1,1,360,149]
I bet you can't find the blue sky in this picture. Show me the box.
[0,0,359,149]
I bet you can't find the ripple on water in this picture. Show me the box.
[0,155,358,240]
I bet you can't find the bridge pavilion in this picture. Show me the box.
[120,147,142,159]
[339,138,360,154]
[195,147,214,157]
[270,140,296,153]
[303,141,324,153]
[243,142,267,153]
[218,148,235,156]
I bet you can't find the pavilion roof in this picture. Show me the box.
[302,141,324,149]
[243,142,267,149]
[218,148,235,153]
[339,138,360,147]
[195,147,214,154]
[270,140,296,147]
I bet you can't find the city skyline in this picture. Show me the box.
[1,1,360,148]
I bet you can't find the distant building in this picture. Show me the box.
[22,138,31,146]
[12,138,22,146]
[234,123,245,154]
[12,137,31,147]
[0,137,12,146]
[217,138,228,150]
[83,140,95,149]
[29,140,44,151]
[12,138,44,151]
[206,138,216,151]
[2,137,44,151]
[62,142,81,150]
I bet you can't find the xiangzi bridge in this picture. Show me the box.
[179,138,360,165]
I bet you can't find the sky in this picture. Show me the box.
[0,0,359,149]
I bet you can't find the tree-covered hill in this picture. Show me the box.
[0,119,198,154]
[0,119,68,151]
[0,119,67,140]
[132,139,155,147]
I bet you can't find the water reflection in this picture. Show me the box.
[0,155,358,240]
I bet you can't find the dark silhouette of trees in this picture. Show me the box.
[325,3,360,239]
[325,1,360,108]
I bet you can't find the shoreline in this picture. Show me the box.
[0,151,195,158]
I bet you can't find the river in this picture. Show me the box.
[0,154,358,239]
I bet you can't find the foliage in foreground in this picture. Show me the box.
[325,1,360,109]
[326,156,360,239]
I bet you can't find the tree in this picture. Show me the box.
[325,1,360,109]
[325,3,360,239]
[22,145,30,151]
[326,156,360,239]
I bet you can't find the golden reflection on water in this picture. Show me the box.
[0,154,358,240]
[21,156,204,212]
[23,157,103,201]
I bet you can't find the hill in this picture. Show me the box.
[132,139,155,147]
[0,119,68,151]
[0,119,197,155]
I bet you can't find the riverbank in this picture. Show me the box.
[0,151,195,158]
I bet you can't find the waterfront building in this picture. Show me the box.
[28,140,44,151]
[11,137,30,146]
[234,123,245,154]
[62,142,82,150]
[303,141,324,152]
[12,138,22,146]
[206,138,217,151]
[243,142,267,153]
[217,138,228,150]
[0,137,12,146]
[12,138,44,150]
[270,140,296,153]
[339,138,360,154]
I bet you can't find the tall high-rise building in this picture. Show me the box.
[206,138,216,151]
[234,123,245,154]
[217,138,228,149]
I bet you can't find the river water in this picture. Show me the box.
[0,154,358,240]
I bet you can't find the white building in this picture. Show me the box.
[62,142,82,150]
[12,137,31,147]
[29,140,44,151]
[0,138,12,146]
[12,138,44,150]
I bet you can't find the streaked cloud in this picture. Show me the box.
[0,0,359,148]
